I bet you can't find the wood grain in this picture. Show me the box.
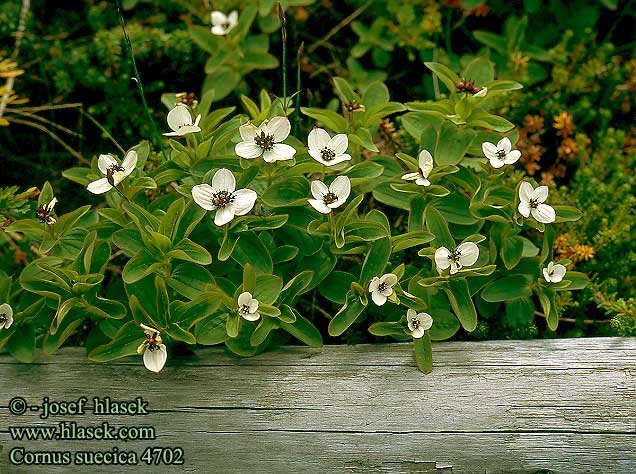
[0,337,634,473]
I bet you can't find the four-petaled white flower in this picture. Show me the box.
[401,149,434,186]
[482,137,521,169]
[137,324,167,373]
[36,197,57,225]
[435,242,480,275]
[0,303,13,330]
[192,168,258,226]
[235,116,296,163]
[368,273,398,306]
[163,104,201,137]
[406,309,433,339]
[237,292,260,321]
[308,176,351,214]
[518,182,556,224]
[307,128,351,166]
[211,10,238,36]
[87,150,138,194]
[543,261,566,283]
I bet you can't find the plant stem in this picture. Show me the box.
[294,41,304,135]
[80,107,126,155]
[114,0,166,160]
[277,3,288,113]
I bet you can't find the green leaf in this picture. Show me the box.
[167,262,216,299]
[122,252,161,284]
[262,177,310,207]
[158,198,186,241]
[424,62,461,93]
[504,297,535,328]
[359,237,392,286]
[300,107,347,133]
[88,321,141,362]
[559,271,590,291]
[6,324,36,363]
[253,274,283,304]
[333,77,360,104]
[467,109,515,132]
[444,279,478,332]
[232,232,273,274]
[429,309,461,341]
[426,206,454,249]
[462,56,494,85]
[196,313,229,345]
[335,194,364,248]
[278,305,323,347]
[328,290,367,336]
[368,320,406,337]
[43,313,83,355]
[536,287,557,331]
[553,205,583,223]
[414,332,433,374]
[436,121,476,165]
[280,271,314,305]
[250,317,278,346]
[501,236,525,270]
[226,312,240,338]
[168,238,213,265]
[481,275,532,302]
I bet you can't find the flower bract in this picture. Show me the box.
[87,150,137,194]
[406,309,433,339]
[235,116,296,162]
[518,182,556,224]
[192,168,258,226]
[435,242,480,275]
[308,176,351,214]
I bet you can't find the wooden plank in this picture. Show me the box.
[0,337,634,473]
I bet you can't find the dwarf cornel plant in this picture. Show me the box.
[0,43,588,373]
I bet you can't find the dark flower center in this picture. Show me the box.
[323,192,339,205]
[448,249,461,264]
[411,318,421,329]
[378,282,388,292]
[212,190,234,208]
[106,164,125,186]
[0,313,7,324]
[239,304,250,315]
[36,205,53,224]
[254,131,275,151]
[320,148,336,161]
[529,199,539,209]
[495,149,507,159]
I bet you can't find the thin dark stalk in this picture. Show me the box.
[294,41,304,135]
[114,0,166,159]
[277,3,287,112]
[79,107,126,155]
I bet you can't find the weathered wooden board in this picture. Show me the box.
[0,337,634,473]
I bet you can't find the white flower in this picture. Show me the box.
[36,197,57,225]
[543,261,566,283]
[401,149,434,186]
[211,10,238,36]
[237,292,260,321]
[0,303,13,330]
[406,309,433,339]
[87,150,137,194]
[163,104,201,136]
[368,273,398,306]
[192,168,257,226]
[307,176,351,214]
[137,324,167,373]
[435,242,479,275]
[473,87,488,98]
[307,128,351,166]
[482,137,521,169]
[518,182,556,224]
[235,116,296,163]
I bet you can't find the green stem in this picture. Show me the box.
[114,0,167,160]
[80,107,125,155]
[278,2,287,112]
[294,41,304,136]
[114,184,131,204]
